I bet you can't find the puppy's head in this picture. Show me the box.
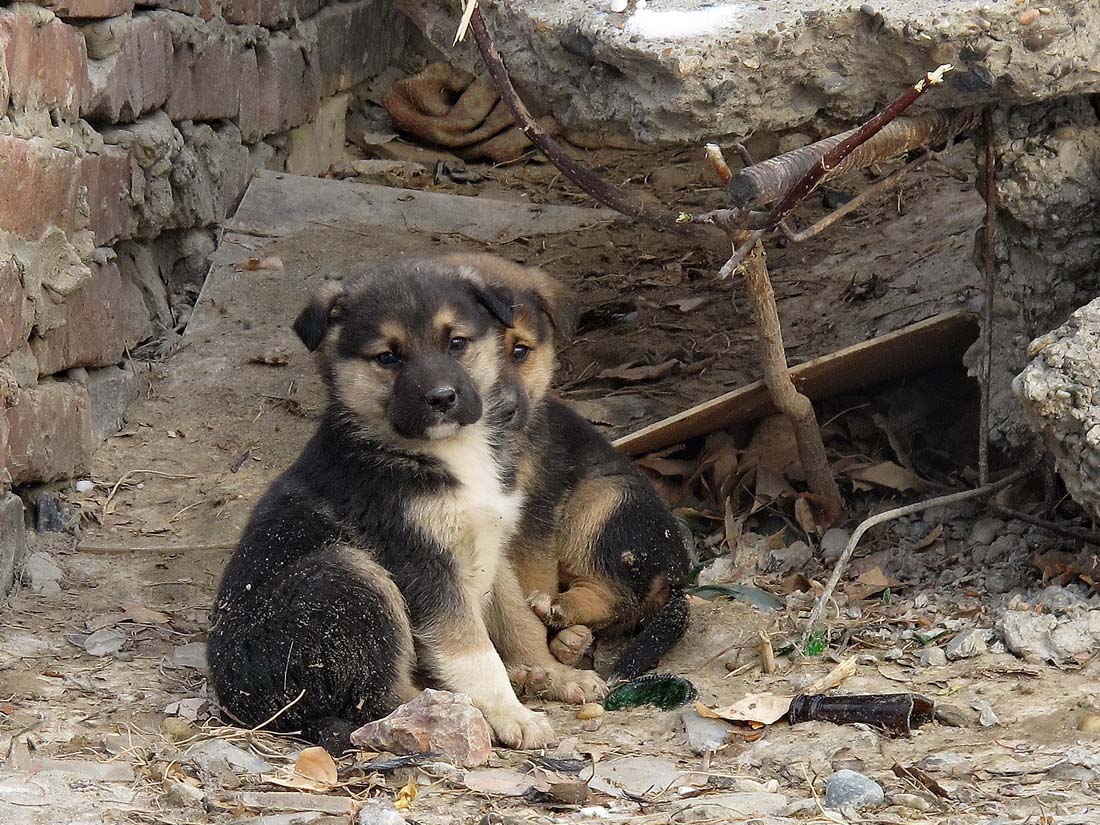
[437,254,574,431]
[294,260,515,444]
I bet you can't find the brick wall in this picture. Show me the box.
[0,0,417,591]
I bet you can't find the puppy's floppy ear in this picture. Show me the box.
[535,289,577,344]
[294,280,345,351]
[470,282,516,329]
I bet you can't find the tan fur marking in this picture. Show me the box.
[379,321,407,346]
[555,477,625,572]
[331,359,391,425]
[550,578,621,629]
[433,307,457,336]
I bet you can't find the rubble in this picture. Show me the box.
[824,769,884,810]
[350,690,494,768]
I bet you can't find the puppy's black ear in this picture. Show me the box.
[294,281,345,351]
[471,283,516,329]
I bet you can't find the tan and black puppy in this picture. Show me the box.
[206,257,605,753]
[441,255,691,683]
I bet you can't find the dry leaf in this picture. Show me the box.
[597,360,680,383]
[909,524,944,551]
[781,573,813,594]
[463,768,534,796]
[394,778,418,809]
[239,256,284,271]
[635,455,694,477]
[751,466,795,512]
[264,747,338,792]
[803,656,858,694]
[665,296,710,313]
[698,693,793,726]
[794,496,817,537]
[741,415,805,481]
[700,432,740,501]
[846,566,902,601]
[843,460,925,492]
[723,498,744,555]
[122,602,171,624]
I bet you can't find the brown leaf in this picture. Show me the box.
[664,296,709,313]
[264,747,338,792]
[845,566,902,601]
[463,769,534,796]
[909,524,944,551]
[741,415,804,481]
[751,466,795,512]
[239,256,284,272]
[635,455,694,478]
[893,763,951,799]
[794,496,817,537]
[698,694,793,726]
[596,360,680,383]
[722,498,744,555]
[781,573,813,593]
[122,603,171,624]
[842,461,925,492]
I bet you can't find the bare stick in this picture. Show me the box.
[764,65,954,231]
[759,630,777,674]
[739,235,843,522]
[705,144,733,185]
[800,469,1030,648]
[468,8,691,235]
[718,230,764,278]
[979,107,997,487]
[779,152,930,243]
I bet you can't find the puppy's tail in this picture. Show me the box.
[609,589,690,681]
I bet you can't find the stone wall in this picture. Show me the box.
[0,0,417,592]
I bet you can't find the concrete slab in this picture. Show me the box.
[399,0,1097,143]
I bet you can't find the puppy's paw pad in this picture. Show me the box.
[550,625,594,665]
[491,707,556,749]
[545,667,607,704]
[508,665,548,694]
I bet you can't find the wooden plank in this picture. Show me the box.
[613,310,980,456]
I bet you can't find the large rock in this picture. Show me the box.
[350,689,494,768]
[398,0,1100,144]
[4,381,95,485]
[1016,295,1100,522]
[0,493,26,596]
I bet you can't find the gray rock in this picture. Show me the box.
[86,365,139,442]
[945,628,987,660]
[668,793,788,821]
[0,493,27,596]
[969,517,1004,545]
[23,552,63,594]
[889,792,931,811]
[934,704,976,727]
[681,708,733,754]
[83,628,127,657]
[915,646,947,667]
[35,492,79,535]
[820,528,850,564]
[824,770,884,810]
[187,740,273,774]
[972,699,999,727]
[767,540,811,574]
[357,799,407,825]
[999,610,1058,662]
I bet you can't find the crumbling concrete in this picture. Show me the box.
[1016,295,1100,522]
[399,0,1099,145]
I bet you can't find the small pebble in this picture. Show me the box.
[577,703,604,720]
[890,792,931,812]
[973,699,999,727]
[1017,7,1040,25]
[1078,713,1100,733]
[935,704,975,727]
[74,479,95,493]
[824,770,884,810]
[916,647,947,667]
[581,719,602,732]
[609,0,628,11]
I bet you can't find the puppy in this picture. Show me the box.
[206,257,605,752]
[438,255,691,683]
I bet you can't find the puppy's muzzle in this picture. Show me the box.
[425,386,458,413]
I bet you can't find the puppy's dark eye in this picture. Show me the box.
[512,343,531,363]
[449,336,469,353]
[375,351,399,367]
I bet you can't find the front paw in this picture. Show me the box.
[527,591,556,624]
[549,624,594,666]
[543,666,607,705]
[489,705,556,749]
[507,664,549,696]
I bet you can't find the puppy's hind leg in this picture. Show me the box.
[207,548,416,753]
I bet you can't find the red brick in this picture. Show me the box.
[221,0,294,28]
[4,381,95,485]
[29,0,135,19]
[253,36,318,137]
[0,7,89,118]
[0,135,83,241]
[0,258,28,360]
[81,145,133,245]
[165,33,243,122]
[83,13,172,123]
[30,258,151,376]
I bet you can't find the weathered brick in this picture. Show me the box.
[253,35,318,137]
[136,0,200,14]
[221,0,294,28]
[81,144,133,245]
[308,0,413,98]
[0,135,83,241]
[165,29,244,122]
[83,12,172,123]
[0,5,89,117]
[30,258,152,375]
[0,258,28,360]
[86,364,138,440]
[285,93,347,177]
[29,0,136,19]
[0,492,27,596]
[4,381,95,485]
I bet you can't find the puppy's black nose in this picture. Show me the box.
[425,386,458,412]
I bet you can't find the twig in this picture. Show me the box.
[249,689,307,734]
[704,144,733,185]
[800,469,1030,648]
[779,152,930,243]
[468,7,691,235]
[979,107,997,487]
[759,631,777,674]
[765,64,955,231]
[738,235,843,523]
[990,504,1100,547]
[718,231,763,279]
[102,470,198,518]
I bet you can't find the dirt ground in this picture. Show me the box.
[4,141,1100,825]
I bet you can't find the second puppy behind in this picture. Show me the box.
[442,255,692,682]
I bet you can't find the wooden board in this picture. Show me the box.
[613,310,980,456]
